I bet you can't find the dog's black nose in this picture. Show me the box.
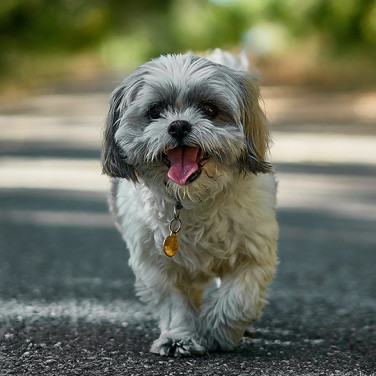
[168,120,192,141]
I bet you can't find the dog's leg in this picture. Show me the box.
[148,287,206,357]
[200,261,276,352]
[134,272,206,357]
[187,287,204,310]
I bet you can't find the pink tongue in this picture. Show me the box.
[167,146,200,185]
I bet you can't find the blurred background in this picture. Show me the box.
[1,1,376,374]
[1,0,376,93]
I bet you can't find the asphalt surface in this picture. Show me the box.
[0,80,376,375]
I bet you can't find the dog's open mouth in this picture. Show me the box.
[162,146,209,186]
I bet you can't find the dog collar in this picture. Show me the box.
[163,201,183,257]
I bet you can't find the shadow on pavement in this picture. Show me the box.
[0,188,134,302]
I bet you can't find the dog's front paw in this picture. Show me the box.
[150,335,206,357]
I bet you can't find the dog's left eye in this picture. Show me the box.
[147,103,165,120]
[199,103,219,119]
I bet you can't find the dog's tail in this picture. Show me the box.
[205,48,250,73]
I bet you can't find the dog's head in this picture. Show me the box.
[102,53,271,203]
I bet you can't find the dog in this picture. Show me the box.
[101,49,278,356]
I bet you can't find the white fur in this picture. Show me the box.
[102,50,278,356]
[206,48,250,72]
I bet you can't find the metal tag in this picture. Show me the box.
[163,231,178,257]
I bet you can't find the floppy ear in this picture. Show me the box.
[101,79,139,181]
[238,74,272,174]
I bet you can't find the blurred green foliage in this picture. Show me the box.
[0,0,375,88]
[260,0,376,54]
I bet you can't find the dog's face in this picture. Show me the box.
[102,53,271,203]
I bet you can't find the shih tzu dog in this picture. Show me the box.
[101,49,278,356]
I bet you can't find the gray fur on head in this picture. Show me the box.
[101,52,271,190]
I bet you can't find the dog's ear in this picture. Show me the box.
[101,76,142,181]
[238,74,272,174]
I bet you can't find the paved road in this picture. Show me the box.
[0,81,376,375]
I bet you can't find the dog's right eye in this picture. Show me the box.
[199,102,219,119]
[147,103,165,120]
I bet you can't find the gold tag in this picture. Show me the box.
[163,231,178,257]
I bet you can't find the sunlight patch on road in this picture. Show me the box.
[0,298,151,326]
[271,132,376,165]
[277,172,376,221]
[0,157,110,191]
